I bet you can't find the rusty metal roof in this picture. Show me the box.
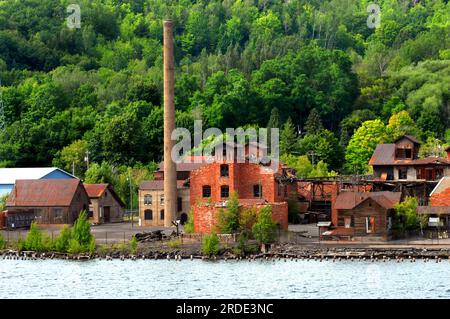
[335,191,401,210]
[84,183,125,207]
[417,206,450,215]
[6,179,84,207]
[140,180,187,190]
[395,135,421,144]
[370,144,450,166]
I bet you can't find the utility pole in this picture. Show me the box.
[308,151,316,167]
[84,150,90,170]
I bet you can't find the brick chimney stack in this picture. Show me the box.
[163,20,177,227]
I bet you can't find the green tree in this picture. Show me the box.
[345,120,389,174]
[54,225,72,253]
[280,117,298,155]
[252,205,277,247]
[52,140,88,178]
[394,197,419,232]
[216,191,240,233]
[304,109,324,134]
[24,222,44,252]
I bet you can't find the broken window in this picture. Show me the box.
[398,167,408,180]
[221,185,229,198]
[202,185,211,198]
[144,194,152,205]
[160,210,164,220]
[220,164,229,177]
[253,184,262,198]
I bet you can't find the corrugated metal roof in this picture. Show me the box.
[0,167,75,184]
[335,191,401,210]
[430,177,450,196]
[370,144,450,166]
[140,180,187,190]
[6,179,83,207]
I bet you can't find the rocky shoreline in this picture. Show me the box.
[2,242,450,262]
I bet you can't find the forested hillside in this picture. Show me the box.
[0,0,449,195]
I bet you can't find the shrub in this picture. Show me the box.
[216,191,239,233]
[0,232,5,250]
[167,237,182,248]
[184,209,195,234]
[68,238,84,254]
[54,225,72,252]
[394,197,419,232]
[88,237,96,255]
[24,222,44,252]
[252,205,277,245]
[201,233,220,256]
[72,211,93,248]
[130,236,138,254]
[239,207,257,237]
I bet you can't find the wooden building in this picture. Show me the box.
[370,135,450,181]
[84,184,125,224]
[5,179,89,227]
[330,191,402,239]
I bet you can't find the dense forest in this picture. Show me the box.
[0,0,449,204]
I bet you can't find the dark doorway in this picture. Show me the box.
[104,206,111,223]
[180,213,188,225]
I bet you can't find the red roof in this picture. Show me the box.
[6,179,84,207]
[335,191,401,210]
[84,184,108,198]
[83,183,125,207]
[140,180,187,190]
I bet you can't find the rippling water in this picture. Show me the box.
[1,259,450,298]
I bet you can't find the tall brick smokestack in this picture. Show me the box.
[163,20,177,227]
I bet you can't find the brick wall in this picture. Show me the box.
[430,188,450,206]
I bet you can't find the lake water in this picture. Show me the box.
[1,259,450,298]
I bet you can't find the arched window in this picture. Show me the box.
[160,210,164,220]
[144,209,153,220]
[144,194,152,205]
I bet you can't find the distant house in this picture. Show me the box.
[417,177,450,232]
[369,135,450,181]
[138,180,190,227]
[84,184,125,224]
[330,191,402,239]
[5,179,89,228]
[0,167,76,197]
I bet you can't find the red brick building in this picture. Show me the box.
[189,160,296,233]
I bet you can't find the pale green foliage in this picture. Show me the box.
[0,194,7,211]
[239,207,258,236]
[345,119,389,174]
[0,232,6,250]
[386,111,420,141]
[129,236,138,254]
[394,197,419,232]
[167,238,183,248]
[54,225,72,253]
[52,140,88,178]
[24,222,44,252]
[72,211,93,248]
[216,191,240,234]
[184,209,195,234]
[252,205,277,244]
[201,233,220,256]
[418,137,447,158]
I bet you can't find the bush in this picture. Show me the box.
[239,207,257,237]
[72,211,93,248]
[216,191,239,233]
[184,209,195,234]
[201,233,220,256]
[24,222,45,252]
[0,232,5,250]
[68,238,84,254]
[130,236,138,254]
[394,197,419,232]
[252,205,277,245]
[167,237,182,248]
[54,225,72,252]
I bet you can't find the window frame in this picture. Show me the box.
[220,185,230,198]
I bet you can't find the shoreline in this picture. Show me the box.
[2,244,450,262]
